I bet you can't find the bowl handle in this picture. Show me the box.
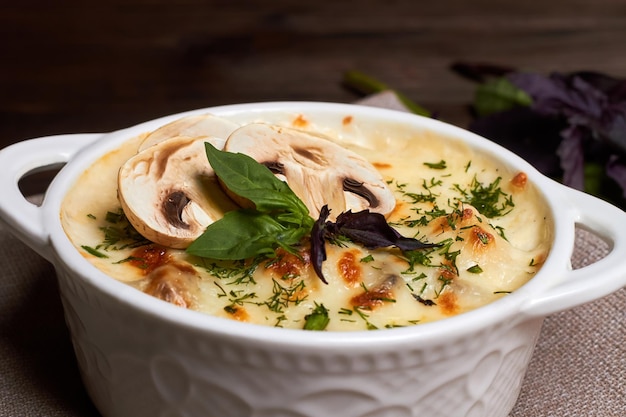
[521,187,626,317]
[0,134,103,262]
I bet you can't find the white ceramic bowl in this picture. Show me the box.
[1,102,625,417]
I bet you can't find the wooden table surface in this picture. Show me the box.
[3,0,626,149]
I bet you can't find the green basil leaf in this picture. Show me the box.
[474,77,532,117]
[187,210,288,260]
[204,142,312,223]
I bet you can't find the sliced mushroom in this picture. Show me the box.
[138,113,239,151]
[143,263,200,309]
[223,123,396,219]
[118,136,239,248]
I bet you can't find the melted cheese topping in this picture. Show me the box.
[61,113,553,331]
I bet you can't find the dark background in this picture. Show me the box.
[3,0,626,148]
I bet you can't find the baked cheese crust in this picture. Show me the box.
[61,113,552,331]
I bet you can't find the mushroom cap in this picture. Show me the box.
[223,123,396,219]
[118,136,239,248]
[138,113,239,152]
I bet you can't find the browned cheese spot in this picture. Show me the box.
[129,244,170,274]
[470,226,495,252]
[292,114,309,129]
[511,172,528,189]
[438,291,459,316]
[432,208,475,233]
[266,247,311,280]
[337,249,363,287]
[350,275,398,310]
[224,305,250,322]
[388,201,405,218]
[372,161,392,169]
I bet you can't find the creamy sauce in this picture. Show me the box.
[61,112,553,331]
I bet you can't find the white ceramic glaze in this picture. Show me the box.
[1,102,625,417]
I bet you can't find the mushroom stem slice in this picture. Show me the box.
[223,123,396,219]
[118,136,239,249]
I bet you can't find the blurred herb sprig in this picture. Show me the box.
[343,65,626,210]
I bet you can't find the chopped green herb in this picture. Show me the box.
[227,289,257,306]
[353,307,378,330]
[435,274,453,297]
[455,176,514,218]
[105,210,125,224]
[261,278,307,313]
[360,254,375,263]
[423,160,447,170]
[274,315,288,327]
[423,177,443,190]
[303,303,330,331]
[223,305,238,314]
[94,208,150,250]
[467,264,483,274]
[338,307,353,315]
[199,258,259,286]
[81,245,108,258]
[492,225,508,241]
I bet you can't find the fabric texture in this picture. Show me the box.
[1,97,624,416]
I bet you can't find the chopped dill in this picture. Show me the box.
[423,160,447,170]
[455,176,514,218]
[94,208,150,251]
[261,278,307,313]
[353,307,378,330]
[105,210,125,224]
[434,274,453,298]
[492,225,508,241]
[81,245,108,258]
[199,258,259,285]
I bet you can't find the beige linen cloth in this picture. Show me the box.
[1,94,624,416]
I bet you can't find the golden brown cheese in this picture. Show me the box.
[61,113,553,331]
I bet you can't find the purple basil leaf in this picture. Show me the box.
[601,109,626,154]
[572,71,626,103]
[606,155,626,198]
[510,71,626,172]
[310,207,438,284]
[333,210,438,251]
[509,72,602,121]
[556,125,586,190]
[469,107,564,177]
[332,210,400,248]
[509,72,626,152]
[509,72,613,128]
[310,205,330,284]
